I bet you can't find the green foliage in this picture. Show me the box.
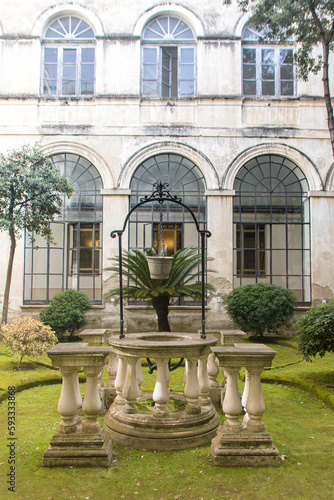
[105,247,215,331]
[0,143,73,240]
[1,316,57,369]
[226,283,296,337]
[295,301,334,360]
[106,247,214,301]
[39,289,92,338]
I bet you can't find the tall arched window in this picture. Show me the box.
[24,154,103,304]
[233,154,310,304]
[142,16,196,97]
[42,15,95,96]
[130,153,206,259]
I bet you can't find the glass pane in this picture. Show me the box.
[44,47,57,62]
[262,81,275,95]
[262,49,274,64]
[243,48,256,63]
[81,82,94,95]
[63,49,76,63]
[243,81,256,95]
[82,48,95,63]
[49,249,63,273]
[243,64,256,80]
[180,48,194,63]
[63,66,76,79]
[281,81,294,96]
[180,80,194,95]
[262,65,275,80]
[44,64,57,79]
[81,64,94,80]
[280,49,293,65]
[143,65,157,79]
[143,47,157,63]
[62,81,76,95]
[281,65,293,80]
[180,64,194,80]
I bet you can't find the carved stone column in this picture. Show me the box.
[211,344,281,467]
[43,343,112,467]
[153,357,170,416]
[122,356,140,414]
[198,355,211,407]
[184,357,201,414]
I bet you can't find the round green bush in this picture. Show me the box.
[295,301,334,360]
[225,283,296,337]
[39,289,92,339]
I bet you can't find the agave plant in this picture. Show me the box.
[105,247,215,332]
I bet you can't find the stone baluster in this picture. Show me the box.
[207,352,219,388]
[184,357,201,414]
[114,355,128,406]
[136,358,144,397]
[82,365,104,435]
[244,365,266,433]
[107,351,119,388]
[242,369,251,426]
[222,365,243,432]
[57,366,82,434]
[122,356,140,414]
[153,357,170,416]
[198,355,211,407]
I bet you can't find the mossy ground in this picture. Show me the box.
[1,339,334,500]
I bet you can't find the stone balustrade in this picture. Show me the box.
[211,343,281,467]
[43,343,112,467]
[104,332,221,450]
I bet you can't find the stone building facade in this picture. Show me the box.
[0,0,333,330]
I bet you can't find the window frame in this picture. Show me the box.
[242,44,295,98]
[141,15,196,99]
[41,15,96,97]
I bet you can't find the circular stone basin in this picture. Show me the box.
[137,334,186,342]
[109,332,217,358]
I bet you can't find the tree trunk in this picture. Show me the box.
[152,295,171,332]
[2,227,16,325]
[321,39,334,159]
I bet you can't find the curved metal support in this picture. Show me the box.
[110,181,211,340]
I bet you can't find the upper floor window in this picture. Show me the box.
[142,16,195,98]
[42,16,95,96]
[242,25,295,98]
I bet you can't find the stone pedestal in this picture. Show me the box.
[211,344,281,467]
[42,343,113,467]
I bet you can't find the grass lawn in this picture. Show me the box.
[1,338,334,500]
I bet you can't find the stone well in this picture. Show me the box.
[104,331,220,450]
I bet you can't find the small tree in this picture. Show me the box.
[295,301,334,360]
[227,0,334,158]
[226,283,296,337]
[2,316,57,369]
[105,247,215,332]
[40,289,92,339]
[0,143,73,324]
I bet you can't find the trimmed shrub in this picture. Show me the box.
[39,289,91,339]
[295,301,334,360]
[2,316,57,369]
[226,283,296,337]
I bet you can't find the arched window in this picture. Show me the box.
[233,154,310,304]
[130,153,206,258]
[24,154,103,304]
[42,15,95,96]
[242,24,295,98]
[142,16,196,98]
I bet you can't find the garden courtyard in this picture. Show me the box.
[1,336,334,500]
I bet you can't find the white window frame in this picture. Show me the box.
[141,15,196,98]
[242,45,295,98]
[142,44,196,98]
[42,45,95,96]
[41,15,95,97]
